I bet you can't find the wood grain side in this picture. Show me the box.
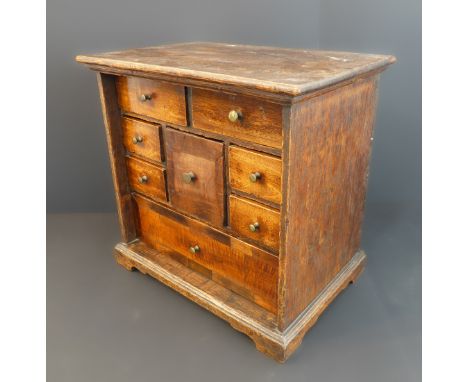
[97,73,138,242]
[279,76,379,329]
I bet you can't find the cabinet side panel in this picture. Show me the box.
[97,73,138,242]
[279,77,378,329]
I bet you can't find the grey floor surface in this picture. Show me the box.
[47,205,421,382]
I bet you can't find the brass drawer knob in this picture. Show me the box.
[189,245,200,254]
[132,136,143,144]
[228,110,241,122]
[249,222,260,232]
[182,171,196,184]
[249,172,261,182]
[140,94,152,102]
[138,175,148,184]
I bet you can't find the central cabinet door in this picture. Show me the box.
[165,129,225,227]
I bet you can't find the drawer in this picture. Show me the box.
[192,88,282,149]
[165,129,224,227]
[126,156,167,202]
[122,117,163,163]
[229,195,280,252]
[134,195,278,313]
[117,76,187,126]
[229,146,282,205]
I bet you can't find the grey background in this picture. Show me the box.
[47,0,421,380]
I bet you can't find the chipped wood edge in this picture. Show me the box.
[114,242,367,362]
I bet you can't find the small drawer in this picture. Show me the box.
[229,195,280,252]
[134,194,278,313]
[165,129,224,227]
[192,88,282,149]
[117,76,187,126]
[126,157,167,202]
[122,117,163,163]
[229,146,282,205]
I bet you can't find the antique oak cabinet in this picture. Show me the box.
[76,42,395,362]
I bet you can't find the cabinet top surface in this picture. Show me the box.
[76,42,395,96]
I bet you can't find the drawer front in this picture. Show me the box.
[122,117,163,162]
[126,157,167,202]
[134,195,278,313]
[229,195,280,252]
[166,129,224,227]
[192,88,283,149]
[117,76,187,126]
[229,146,282,205]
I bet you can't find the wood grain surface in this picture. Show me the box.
[77,42,395,96]
[278,76,379,329]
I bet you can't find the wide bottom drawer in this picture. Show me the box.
[134,194,278,314]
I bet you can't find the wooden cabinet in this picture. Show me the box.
[77,42,395,362]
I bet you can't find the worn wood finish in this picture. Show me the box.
[122,116,163,163]
[126,156,167,203]
[165,128,225,227]
[115,241,279,326]
[229,145,282,205]
[78,43,394,362]
[192,88,283,149]
[134,194,278,313]
[77,42,395,97]
[279,77,379,329]
[229,195,280,252]
[96,73,138,242]
[117,76,187,125]
[114,241,366,362]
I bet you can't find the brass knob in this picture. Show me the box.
[182,172,196,184]
[228,110,241,122]
[249,172,261,182]
[140,94,151,102]
[132,136,143,144]
[189,245,200,254]
[249,222,260,232]
[138,175,148,184]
